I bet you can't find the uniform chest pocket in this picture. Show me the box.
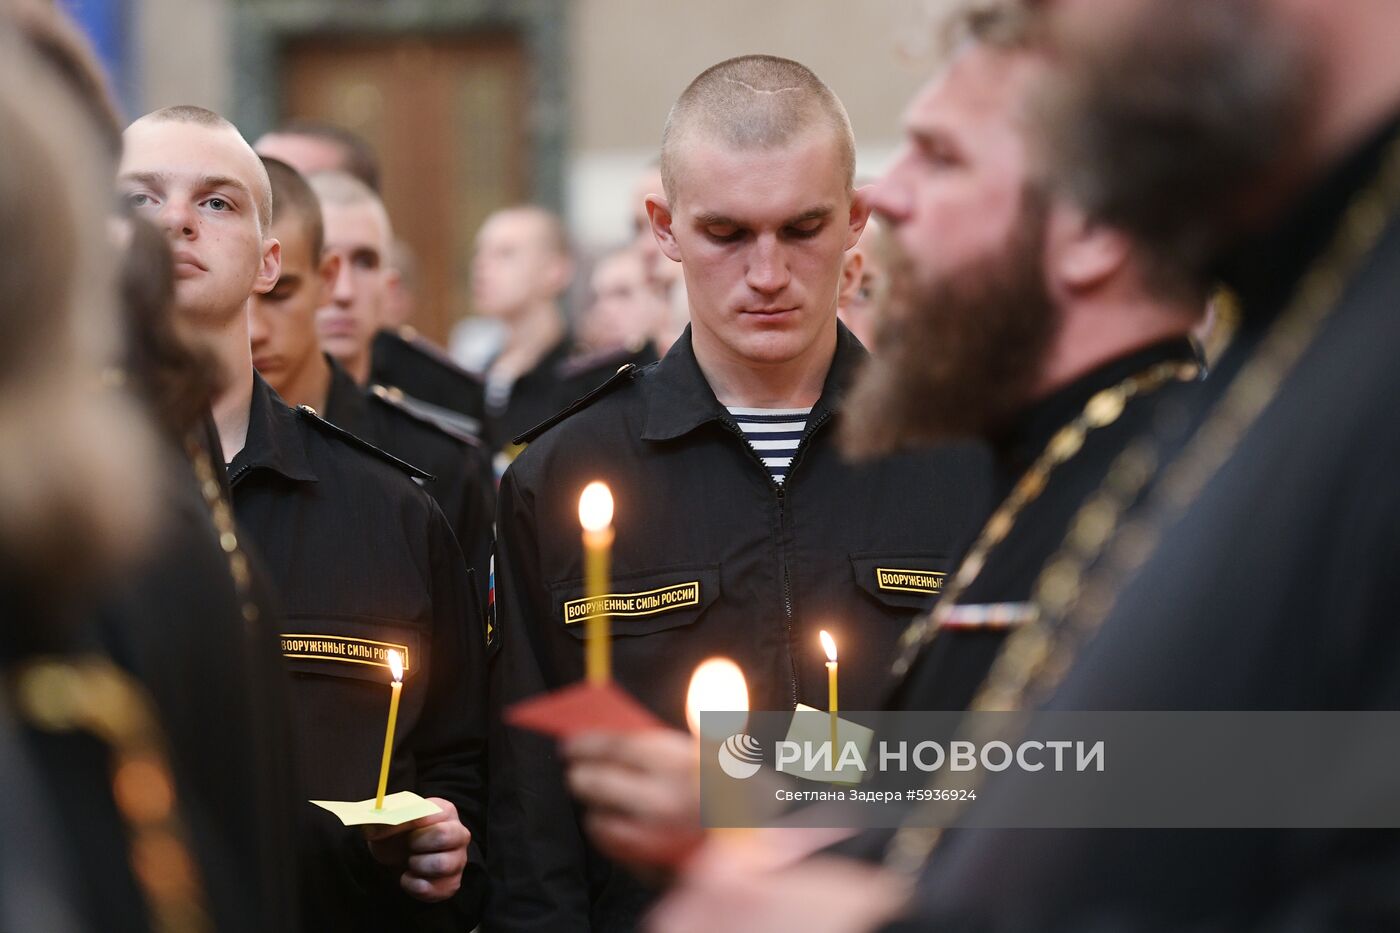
[549,565,721,639]
[280,613,427,685]
[850,552,952,612]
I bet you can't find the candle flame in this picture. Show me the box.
[387,649,403,682]
[578,481,614,532]
[685,657,748,739]
[819,630,838,663]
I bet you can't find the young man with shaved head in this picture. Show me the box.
[119,106,488,933]
[486,55,990,932]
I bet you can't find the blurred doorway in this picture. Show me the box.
[281,36,528,345]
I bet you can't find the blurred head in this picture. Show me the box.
[836,215,896,347]
[0,35,156,600]
[583,248,667,350]
[848,8,1055,453]
[648,55,869,370]
[309,171,395,376]
[119,106,281,331]
[249,158,339,393]
[845,6,1205,454]
[254,120,381,191]
[3,0,122,156]
[1034,0,1308,278]
[471,205,574,321]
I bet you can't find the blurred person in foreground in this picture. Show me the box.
[473,204,657,454]
[487,53,992,933]
[0,24,189,931]
[2,4,302,929]
[645,0,1400,928]
[120,105,488,932]
[250,160,493,589]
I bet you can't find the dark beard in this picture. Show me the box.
[839,195,1057,458]
[1035,0,1310,278]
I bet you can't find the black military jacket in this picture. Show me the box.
[323,355,494,592]
[227,373,487,932]
[371,326,486,430]
[484,337,659,453]
[487,324,991,932]
[887,114,1400,933]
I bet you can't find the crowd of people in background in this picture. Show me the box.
[4,0,1400,930]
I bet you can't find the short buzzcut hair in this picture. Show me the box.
[659,54,856,204]
[139,105,274,236]
[274,119,381,192]
[485,204,572,260]
[307,170,393,243]
[261,156,324,258]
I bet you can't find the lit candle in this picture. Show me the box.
[820,630,839,756]
[685,657,749,739]
[578,482,615,685]
[374,649,404,810]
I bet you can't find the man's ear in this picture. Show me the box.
[846,185,874,250]
[646,194,682,263]
[253,237,282,295]
[317,251,341,305]
[1047,203,1129,293]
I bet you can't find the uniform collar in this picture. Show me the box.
[640,321,867,441]
[229,372,319,483]
[994,336,1200,479]
[322,354,373,439]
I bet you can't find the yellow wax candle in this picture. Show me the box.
[579,482,615,684]
[374,649,405,810]
[820,630,839,756]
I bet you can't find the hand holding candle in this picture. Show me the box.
[374,649,404,810]
[820,630,839,755]
[579,482,615,684]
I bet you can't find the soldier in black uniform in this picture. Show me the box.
[249,158,494,589]
[119,106,487,932]
[471,203,658,456]
[486,55,992,933]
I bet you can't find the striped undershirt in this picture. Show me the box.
[726,406,812,485]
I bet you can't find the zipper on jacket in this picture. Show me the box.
[721,408,834,709]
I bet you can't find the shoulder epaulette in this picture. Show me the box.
[512,363,642,447]
[556,342,653,381]
[295,404,434,481]
[368,385,485,447]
